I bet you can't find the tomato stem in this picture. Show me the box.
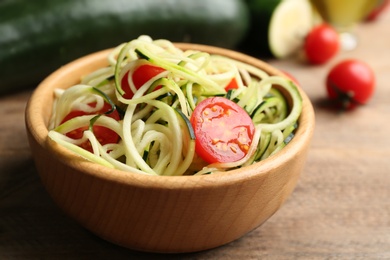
[328,81,363,110]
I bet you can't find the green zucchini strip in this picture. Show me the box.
[48,35,303,176]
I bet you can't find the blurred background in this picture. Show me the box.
[1,0,388,96]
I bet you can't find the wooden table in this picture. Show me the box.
[1,10,390,260]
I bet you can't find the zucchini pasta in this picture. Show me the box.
[48,35,302,176]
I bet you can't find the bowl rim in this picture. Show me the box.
[25,43,315,190]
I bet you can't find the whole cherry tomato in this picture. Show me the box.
[365,0,390,22]
[61,102,120,152]
[326,59,375,110]
[190,97,255,163]
[121,64,165,99]
[304,24,340,64]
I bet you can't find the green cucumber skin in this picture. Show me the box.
[0,0,249,95]
[239,0,281,58]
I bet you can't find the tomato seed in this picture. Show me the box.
[230,146,237,153]
[241,144,249,151]
[225,109,231,116]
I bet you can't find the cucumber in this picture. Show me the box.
[174,108,195,141]
[134,47,226,96]
[250,96,287,124]
[254,132,272,161]
[241,0,313,58]
[0,0,249,95]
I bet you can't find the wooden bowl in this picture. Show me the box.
[25,43,315,253]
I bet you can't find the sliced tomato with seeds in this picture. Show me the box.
[121,64,166,99]
[61,102,120,152]
[190,97,255,163]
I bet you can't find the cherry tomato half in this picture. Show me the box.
[61,102,120,152]
[121,64,165,99]
[326,59,375,110]
[304,24,340,64]
[190,97,255,163]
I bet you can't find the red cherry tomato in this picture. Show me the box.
[190,97,255,163]
[121,64,165,99]
[225,78,239,91]
[304,24,340,64]
[326,59,375,110]
[61,102,120,152]
[365,0,389,21]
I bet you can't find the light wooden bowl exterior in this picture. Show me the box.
[25,44,315,253]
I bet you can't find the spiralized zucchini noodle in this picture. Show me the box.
[48,35,302,176]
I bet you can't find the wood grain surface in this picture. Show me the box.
[1,10,390,260]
